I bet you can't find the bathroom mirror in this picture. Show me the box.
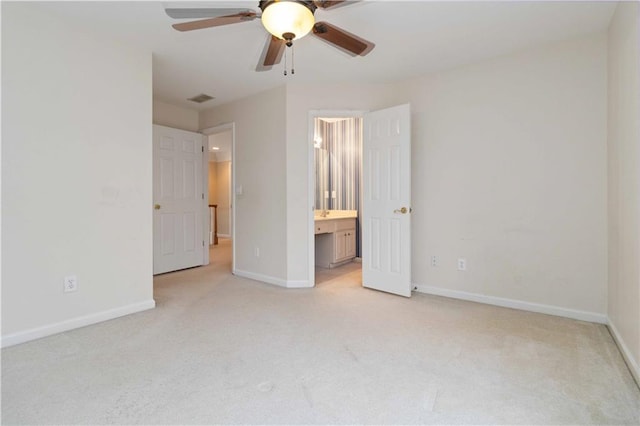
[314,147,330,210]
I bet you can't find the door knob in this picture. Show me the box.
[154,204,161,210]
[394,207,408,214]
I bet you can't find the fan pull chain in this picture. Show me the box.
[283,45,295,76]
[284,48,287,76]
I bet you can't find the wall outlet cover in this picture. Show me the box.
[64,275,78,292]
[457,258,467,271]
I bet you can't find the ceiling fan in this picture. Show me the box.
[166,0,375,72]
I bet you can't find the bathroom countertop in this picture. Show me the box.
[314,210,357,221]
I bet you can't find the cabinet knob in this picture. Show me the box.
[154,204,161,210]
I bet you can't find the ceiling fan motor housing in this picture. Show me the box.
[259,0,318,14]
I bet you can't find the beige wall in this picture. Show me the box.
[153,99,199,132]
[402,34,608,319]
[607,1,640,382]
[200,86,288,284]
[207,160,231,237]
[285,34,609,316]
[216,161,232,236]
[208,162,218,205]
[2,3,154,344]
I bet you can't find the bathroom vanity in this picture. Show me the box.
[314,211,357,268]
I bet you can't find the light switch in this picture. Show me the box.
[236,185,243,196]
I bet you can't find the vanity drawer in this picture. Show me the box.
[335,218,356,231]
[315,221,334,234]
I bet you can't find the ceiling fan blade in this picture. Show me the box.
[313,0,354,10]
[264,36,286,66]
[165,8,254,20]
[257,35,285,71]
[172,12,257,32]
[312,21,374,56]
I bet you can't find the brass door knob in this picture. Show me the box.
[394,207,408,214]
[154,204,161,210]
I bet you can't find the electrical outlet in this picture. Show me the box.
[254,246,260,258]
[457,258,467,271]
[431,256,438,267]
[63,275,78,292]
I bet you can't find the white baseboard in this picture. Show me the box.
[413,284,607,324]
[607,319,640,386]
[287,280,313,288]
[1,299,156,348]
[217,233,231,239]
[233,269,312,289]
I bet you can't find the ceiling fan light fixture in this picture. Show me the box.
[260,0,316,41]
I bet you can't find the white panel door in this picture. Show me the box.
[362,104,411,297]
[153,125,204,274]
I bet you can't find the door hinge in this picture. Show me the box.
[202,240,205,247]
[202,146,204,153]
[202,193,204,200]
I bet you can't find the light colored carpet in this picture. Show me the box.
[2,239,639,424]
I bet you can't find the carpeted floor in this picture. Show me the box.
[2,239,639,424]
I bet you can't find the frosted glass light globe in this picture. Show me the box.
[261,1,315,40]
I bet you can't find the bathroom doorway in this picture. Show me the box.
[309,105,413,296]
[310,112,364,286]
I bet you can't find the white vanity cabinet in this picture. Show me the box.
[315,218,356,268]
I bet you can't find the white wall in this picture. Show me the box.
[1,3,154,345]
[153,99,199,132]
[607,1,640,382]
[404,34,608,320]
[199,86,288,285]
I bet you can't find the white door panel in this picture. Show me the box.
[153,125,204,274]
[362,104,411,297]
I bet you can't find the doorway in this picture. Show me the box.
[308,105,413,297]
[309,112,365,286]
[202,123,236,272]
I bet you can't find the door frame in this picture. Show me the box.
[307,110,366,287]
[201,122,236,273]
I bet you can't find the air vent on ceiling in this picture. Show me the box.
[188,93,214,103]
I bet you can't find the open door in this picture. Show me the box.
[362,104,412,297]
[153,125,205,275]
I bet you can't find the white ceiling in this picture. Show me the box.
[37,1,616,111]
